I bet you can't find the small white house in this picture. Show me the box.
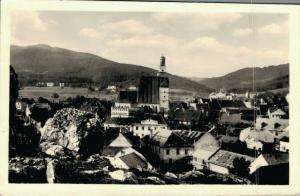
[133,119,167,138]
[46,82,54,87]
[267,107,286,119]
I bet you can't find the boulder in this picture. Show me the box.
[40,142,75,160]
[41,108,104,156]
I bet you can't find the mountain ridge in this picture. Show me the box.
[10,44,213,94]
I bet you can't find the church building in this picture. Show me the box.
[137,55,170,113]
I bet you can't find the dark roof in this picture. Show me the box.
[280,136,289,142]
[209,99,246,111]
[119,152,148,169]
[139,113,167,124]
[262,153,289,165]
[173,130,205,144]
[173,110,201,122]
[164,132,193,148]
[151,130,193,148]
[104,117,138,125]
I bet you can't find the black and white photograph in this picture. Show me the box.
[1,1,300,194]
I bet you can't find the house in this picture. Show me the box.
[103,133,153,170]
[267,107,286,119]
[207,149,255,175]
[15,98,35,113]
[249,153,289,174]
[46,82,54,87]
[150,129,193,164]
[132,118,167,138]
[108,147,153,171]
[276,136,289,152]
[59,83,65,88]
[107,85,117,92]
[103,117,136,132]
[102,132,133,156]
[239,127,274,151]
[111,106,130,118]
[171,109,202,126]
[255,116,289,136]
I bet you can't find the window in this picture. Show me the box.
[176,148,180,155]
[166,149,170,155]
[142,126,144,130]
[185,149,188,155]
[194,157,197,161]
[135,126,138,130]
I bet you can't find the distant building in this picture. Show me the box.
[36,82,46,87]
[111,106,130,118]
[46,82,54,87]
[59,83,65,88]
[103,117,136,132]
[137,55,169,113]
[209,89,236,100]
[276,136,289,152]
[107,85,117,92]
[267,107,286,119]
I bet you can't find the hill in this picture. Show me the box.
[197,64,289,92]
[10,44,212,94]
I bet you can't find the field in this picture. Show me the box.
[19,87,118,101]
[19,87,208,101]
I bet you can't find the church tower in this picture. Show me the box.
[158,55,166,76]
[157,55,169,113]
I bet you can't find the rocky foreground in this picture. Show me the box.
[9,108,249,184]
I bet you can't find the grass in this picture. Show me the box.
[19,86,208,101]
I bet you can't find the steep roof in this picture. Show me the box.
[151,130,192,148]
[109,133,132,148]
[173,130,205,144]
[119,152,148,169]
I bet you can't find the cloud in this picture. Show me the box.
[233,28,253,37]
[78,27,104,39]
[257,20,288,37]
[11,11,48,32]
[152,13,242,30]
[79,19,151,39]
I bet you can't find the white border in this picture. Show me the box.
[1,1,300,195]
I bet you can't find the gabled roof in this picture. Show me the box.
[119,152,148,169]
[151,130,192,148]
[109,133,132,148]
[173,130,205,144]
[269,107,286,115]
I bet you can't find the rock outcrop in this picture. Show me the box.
[41,108,104,156]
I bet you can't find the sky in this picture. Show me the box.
[11,11,289,78]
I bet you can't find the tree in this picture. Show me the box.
[52,93,59,99]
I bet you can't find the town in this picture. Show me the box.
[9,55,289,184]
